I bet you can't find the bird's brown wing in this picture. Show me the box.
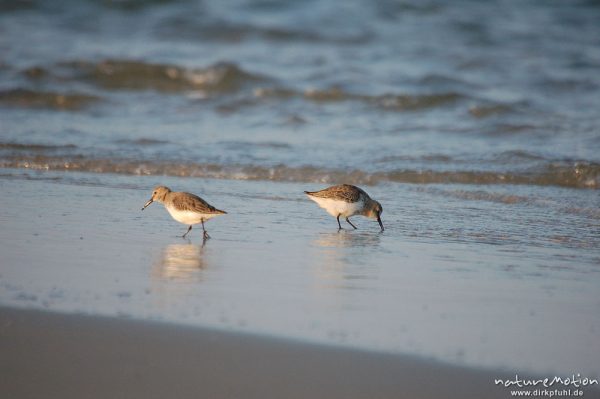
[172,193,226,214]
[305,184,365,203]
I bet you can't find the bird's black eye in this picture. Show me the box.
[153,191,156,195]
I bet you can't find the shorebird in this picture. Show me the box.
[142,186,226,239]
[304,184,384,231]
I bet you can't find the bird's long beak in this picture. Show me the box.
[142,198,153,211]
[377,213,384,232]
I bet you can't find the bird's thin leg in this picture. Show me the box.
[337,214,343,230]
[182,225,192,239]
[346,217,357,230]
[201,219,210,240]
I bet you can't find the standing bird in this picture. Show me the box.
[304,184,384,231]
[142,186,226,239]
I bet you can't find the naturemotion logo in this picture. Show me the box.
[495,374,598,389]
[494,374,598,397]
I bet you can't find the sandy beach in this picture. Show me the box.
[1,305,522,399]
[1,174,599,387]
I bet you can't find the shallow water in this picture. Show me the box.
[1,0,599,376]
[1,173,599,376]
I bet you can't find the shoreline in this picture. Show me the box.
[1,176,599,378]
[0,305,518,399]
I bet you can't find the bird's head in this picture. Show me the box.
[142,186,171,210]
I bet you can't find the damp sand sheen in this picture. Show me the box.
[1,178,599,378]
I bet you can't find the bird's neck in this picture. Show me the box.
[360,197,376,216]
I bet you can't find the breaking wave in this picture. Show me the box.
[253,87,464,111]
[0,89,101,110]
[23,59,265,93]
[1,153,598,189]
[17,59,468,112]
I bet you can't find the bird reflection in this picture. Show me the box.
[313,230,381,248]
[152,242,207,282]
[312,230,381,294]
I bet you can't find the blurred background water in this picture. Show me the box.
[1,0,599,188]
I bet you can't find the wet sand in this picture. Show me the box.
[1,174,599,378]
[0,306,515,399]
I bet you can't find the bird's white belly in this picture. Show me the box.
[165,206,217,225]
[308,197,364,218]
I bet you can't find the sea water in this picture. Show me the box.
[1,0,599,376]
